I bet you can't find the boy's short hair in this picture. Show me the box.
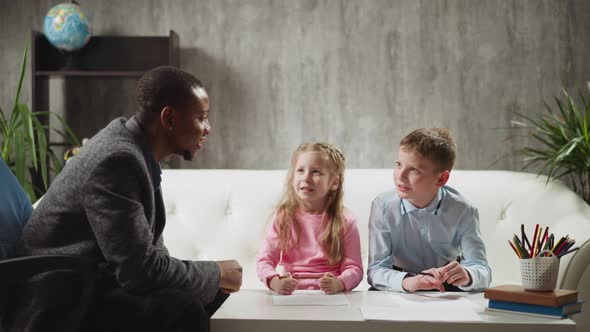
[400,128,456,171]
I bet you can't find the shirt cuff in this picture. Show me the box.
[265,273,280,289]
[458,266,477,291]
[371,270,410,292]
[337,275,355,292]
[392,271,410,292]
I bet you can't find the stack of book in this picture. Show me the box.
[484,285,583,319]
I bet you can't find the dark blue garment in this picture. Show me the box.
[0,155,33,259]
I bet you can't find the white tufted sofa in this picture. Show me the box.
[161,169,590,329]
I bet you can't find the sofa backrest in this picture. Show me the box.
[161,169,590,290]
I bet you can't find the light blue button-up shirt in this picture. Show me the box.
[367,186,491,292]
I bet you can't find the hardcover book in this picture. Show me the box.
[484,284,578,307]
[487,299,583,319]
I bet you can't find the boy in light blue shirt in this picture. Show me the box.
[367,128,491,292]
[0,155,33,259]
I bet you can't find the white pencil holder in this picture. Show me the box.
[519,250,560,291]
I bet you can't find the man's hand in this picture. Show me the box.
[216,260,243,293]
[438,261,471,287]
[402,273,444,292]
[319,272,345,295]
[269,272,298,295]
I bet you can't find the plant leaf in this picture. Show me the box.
[14,129,26,185]
[48,150,63,175]
[12,40,28,113]
[1,40,80,202]
[17,103,38,169]
[50,112,80,145]
[23,180,37,203]
[0,104,7,135]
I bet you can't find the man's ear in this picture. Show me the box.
[436,170,450,187]
[160,106,175,130]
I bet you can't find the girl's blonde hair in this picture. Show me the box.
[275,142,346,265]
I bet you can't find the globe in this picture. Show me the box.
[43,2,91,52]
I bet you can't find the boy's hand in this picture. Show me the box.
[402,273,444,292]
[438,261,471,286]
[319,272,345,295]
[270,273,298,295]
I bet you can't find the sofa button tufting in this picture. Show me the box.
[167,204,176,215]
[498,201,512,222]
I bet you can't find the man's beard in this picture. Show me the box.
[181,149,193,161]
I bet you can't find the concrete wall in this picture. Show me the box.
[1,0,589,171]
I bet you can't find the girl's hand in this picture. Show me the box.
[270,272,298,295]
[438,261,471,286]
[319,272,345,294]
[402,274,444,292]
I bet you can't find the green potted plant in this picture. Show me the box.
[0,41,78,202]
[512,83,590,204]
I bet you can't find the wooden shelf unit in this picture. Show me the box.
[30,30,179,188]
[31,29,179,142]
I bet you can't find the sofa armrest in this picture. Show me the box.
[560,239,590,332]
[554,206,590,332]
[561,239,590,290]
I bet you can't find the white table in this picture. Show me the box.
[211,289,576,332]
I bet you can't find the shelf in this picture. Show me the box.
[32,30,179,73]
[36,71,146,77]
[31,30,180,192]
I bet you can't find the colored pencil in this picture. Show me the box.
[508,240,521,258]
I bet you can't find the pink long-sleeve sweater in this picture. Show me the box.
[256,209,363,291]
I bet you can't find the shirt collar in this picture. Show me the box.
[400,187,445,215]
[125,116,162,191]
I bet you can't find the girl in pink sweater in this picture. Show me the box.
[256,142,363,295]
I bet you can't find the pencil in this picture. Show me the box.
[291,274,322,280]
[554,237,569,256]
[538,226,549,254]
[522,233,531,250]
[530,224,539,258]
[522,229,531,251]
[418,272,435,278]
[557,247,579,258]
[541,234,553,256]
[513,234,524,248]
[508,240,522,258]
[513,236,529,258]
[551,236,565,255]
[536,226,544,257]
[561,239,576,253]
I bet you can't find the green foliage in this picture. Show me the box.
[513,83,590,204]
[0,41,79,202]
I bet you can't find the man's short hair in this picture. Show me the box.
[400,128,456,171]
[136,66,203,120]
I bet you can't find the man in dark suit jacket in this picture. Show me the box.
[21,66,242,332]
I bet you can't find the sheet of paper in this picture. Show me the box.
[360,293,483,322]
[272,290,349,306]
